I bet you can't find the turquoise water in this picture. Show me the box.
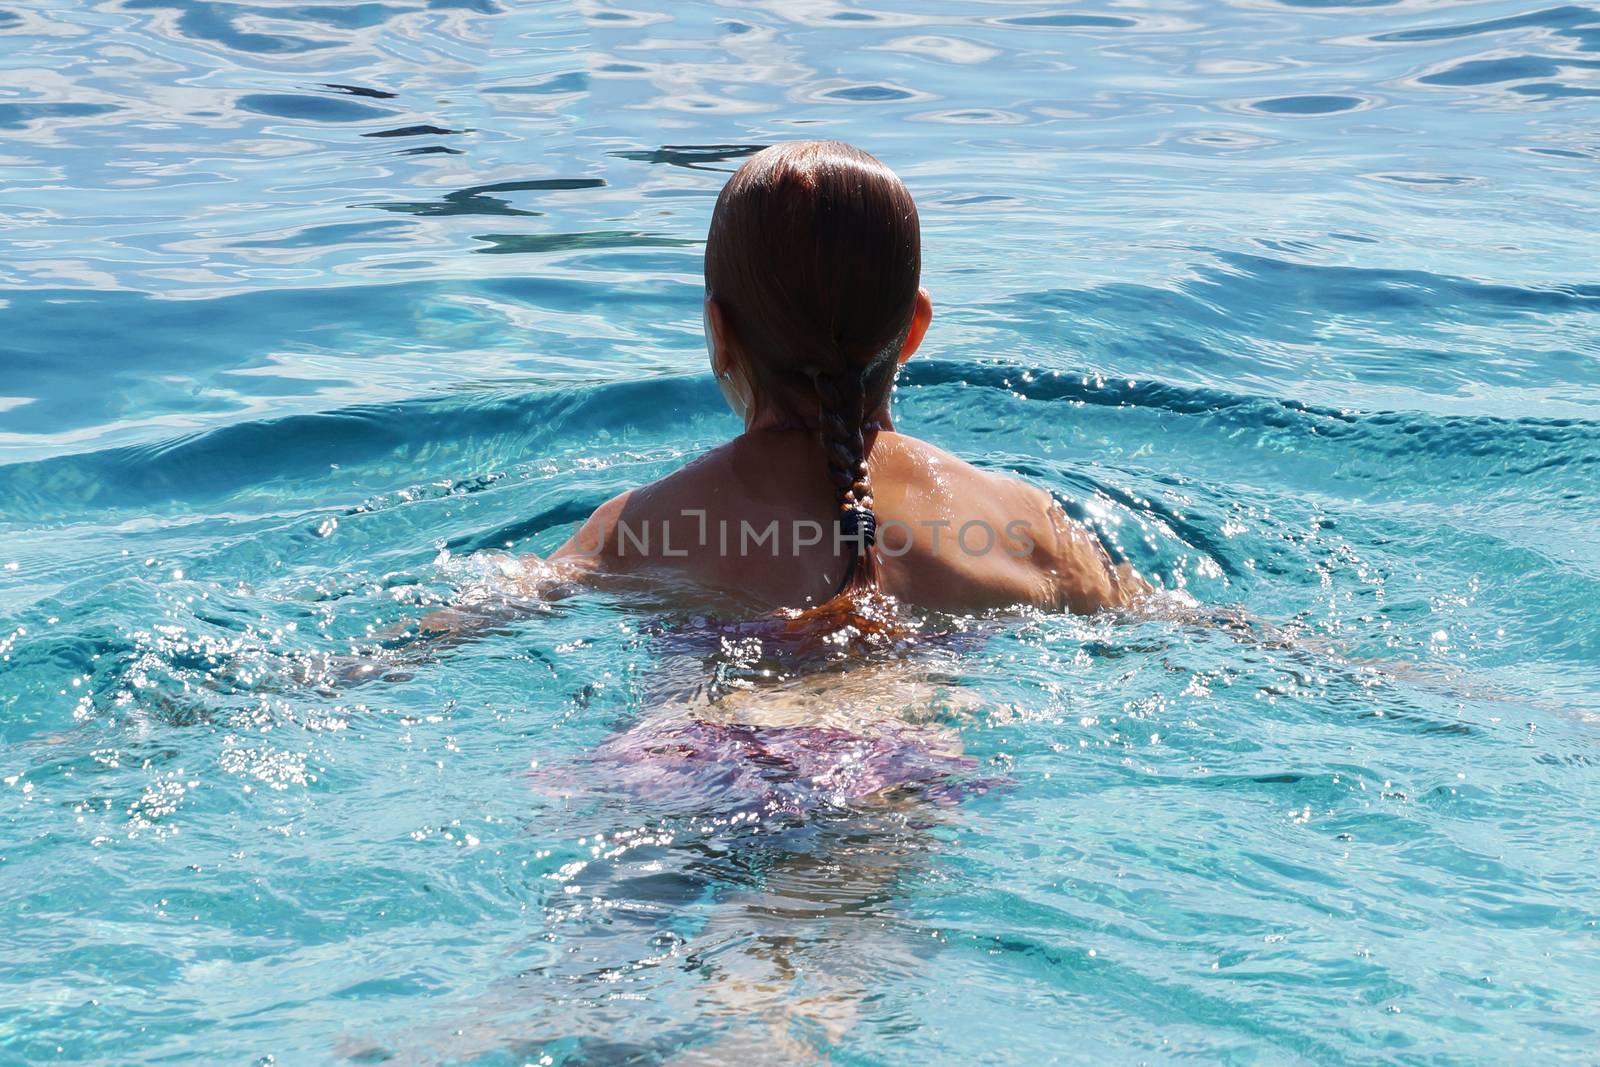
[4,0,1600,1061]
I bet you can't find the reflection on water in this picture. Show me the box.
[3,0,1600,1063]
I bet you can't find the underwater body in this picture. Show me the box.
[3,0,1600,1062]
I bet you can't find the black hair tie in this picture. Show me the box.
[838,505,877,551]
[832,505,877,596]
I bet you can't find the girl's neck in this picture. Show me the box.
[743,407,895,435]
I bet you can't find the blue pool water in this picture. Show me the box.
[3,0,1600,1061]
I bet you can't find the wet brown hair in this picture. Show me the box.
[704,140,922,596]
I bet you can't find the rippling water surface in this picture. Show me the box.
[4,0,1600,1062]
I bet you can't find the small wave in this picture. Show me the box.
[1239,94,1375,116]
[237,92,397,123]
[903,359,1599,483]
[993,12,1138,30]
[1369,5,1600,46]
[0,378,719,520]
[0,102,120,129]
[363,177,606,219]
[609,143,766,171]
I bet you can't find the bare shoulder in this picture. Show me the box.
[874,431,1063,531]
[548,486,632,568]
[877,433,1147,613]
[547,444,731,569]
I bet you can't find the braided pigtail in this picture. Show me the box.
[815,367,878,596]
[704,141,920,615]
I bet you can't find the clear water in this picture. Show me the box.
[3,0,1600,1062]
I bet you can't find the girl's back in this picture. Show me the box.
[553,428,1140,615]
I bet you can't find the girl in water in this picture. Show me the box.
[355,144,1154,1057]
[394,139,1151,809]
[547,139,1145,617]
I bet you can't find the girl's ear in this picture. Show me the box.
[896,288,933,365]
[704,296,732,376]
[706,296,757,425]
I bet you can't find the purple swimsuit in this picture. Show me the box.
[530,612,1001,817]
[534,715,989,817]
